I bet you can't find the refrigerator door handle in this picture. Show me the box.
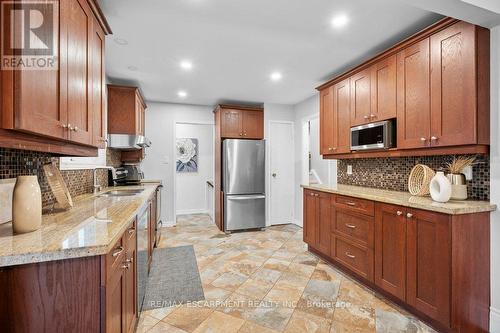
[227,195,266,201]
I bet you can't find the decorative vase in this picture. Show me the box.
[429,171,452,203]
[447,173,468,200]
[12,176,42,234]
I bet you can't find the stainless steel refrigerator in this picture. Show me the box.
[222,139,266,231]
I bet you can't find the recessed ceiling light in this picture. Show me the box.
[180,60,193,70]
[114,37,128,45]
[178,91,188,98]
[331,14,349,28]
[128,65,138,71]
[270,72,282,82]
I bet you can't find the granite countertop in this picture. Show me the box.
[0,183,161,267]
[301,183,496,215]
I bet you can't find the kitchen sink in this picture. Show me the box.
[98,189,145,197]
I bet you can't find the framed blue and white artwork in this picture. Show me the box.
[176,138,198,172]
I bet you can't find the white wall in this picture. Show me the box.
[293,94,337,227]
[489,24,500,332]
[309,118,329,184]
[175,123,214,216]
[142,102,214,226]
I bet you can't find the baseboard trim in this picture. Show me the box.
[490,306,500,332]
[176,209,209,216]
[293,219,303,227]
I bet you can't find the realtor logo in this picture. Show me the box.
[1,0,58,70]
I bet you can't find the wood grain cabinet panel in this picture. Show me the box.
[124,222,138,333]
[320,86,334,154]
[316,191,331,256]
[91,16,107,148]
[331,235,373,282]
[220,109,242,138]
[371,55,397,122]
[242,110,264,139]
[350,68,372,126]
[374,203,407,301]
[396,38,431,149]
[407,209,451,326]
[430,22,476,147]
[303,190,318,246]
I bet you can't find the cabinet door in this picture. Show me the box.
[397,38,431,149]
[303,190,317,246]
[124,223,138,333]
[62,0,94,145]
[320,86,335,154]
[333,78,351,154]
[316,192,331,256]
[106,265,125,333]
[91,17,106,148]
[242,110,264,139]
[371,55,397,122]
[5,2,67,140]
[430,22,476,147]
[220,109,242,138]
[374,203,406,301]
[350,68,372,126]
[407,209,450,326]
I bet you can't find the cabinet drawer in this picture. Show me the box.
[335,195,374,216]
[106,236,126,280]
[333,208,374,248]
[332,235,373,282]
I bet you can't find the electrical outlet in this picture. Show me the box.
[347,165,353,175]
[463,165,473,180]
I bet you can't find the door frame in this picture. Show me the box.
[172,121,215,224]
[268,120,295,226]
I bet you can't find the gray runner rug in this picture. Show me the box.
[142,245,205,311]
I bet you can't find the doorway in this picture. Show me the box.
[268,121,295,225]
[174,122,215,222]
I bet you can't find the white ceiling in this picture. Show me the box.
[98,0,444,106]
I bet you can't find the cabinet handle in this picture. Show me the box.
[328,147,334,151]
[345,223,357,229]
[239,133,243,136]
[112,246,124,257]
[125,258,133,264]
[420,137,426,142]
[369,114,375,119]
[128,228,135,234]
[345,202,356,206]
[431,136,438,141]
[407,213,413,219]
[397,211,403,216]
[345,252,356,259]
[310,193,314,196]
[363,115,369,120]
[121,263,130,269]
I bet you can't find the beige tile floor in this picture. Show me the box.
[138,214,437,333]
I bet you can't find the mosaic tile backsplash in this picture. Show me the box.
[0,148,122,208]
[337,154,490,201]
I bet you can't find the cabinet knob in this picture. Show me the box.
[73,126,79,132]
[397,211,403,216]
[407,213,413,219]
[239,133,243,136]
[369,114,375,119]
[121,263,130,269]
[364,115,369,120]
[431,136,438,141]
[67,124,73,131]
[328,147,334,151]
[420,137,426,142]
[60,123,68,129]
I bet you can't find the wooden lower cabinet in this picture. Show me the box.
[303,190,490,332]
[302,190,330,256]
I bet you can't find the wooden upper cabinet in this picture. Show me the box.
[374,203,407,301]
[62,0,94,145]
[430,22,478,147]
[319,86,334,155]
[371,55,397,122]
[242,110,264,139]
[108,85,147,136]
[406,209,451,326]
[218,105,263,139]
[350,68,372,126]
[320,78,350,155]
[397,38,431,149]
[91,16,106,148]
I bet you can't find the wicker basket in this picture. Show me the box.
[408,164,435,196]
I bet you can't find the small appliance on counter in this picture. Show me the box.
[109,164,144,186]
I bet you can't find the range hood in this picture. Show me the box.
[107,134,151,150]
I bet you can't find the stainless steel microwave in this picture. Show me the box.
[350,120,396,151]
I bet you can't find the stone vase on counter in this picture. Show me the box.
[12,176,42,234]
[429,171,452,203]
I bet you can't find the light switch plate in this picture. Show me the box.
[347,165,353,175]
[463,166,473,180]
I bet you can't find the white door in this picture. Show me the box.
[269,122,294,225]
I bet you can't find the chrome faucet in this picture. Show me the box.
[93,166,115,194]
